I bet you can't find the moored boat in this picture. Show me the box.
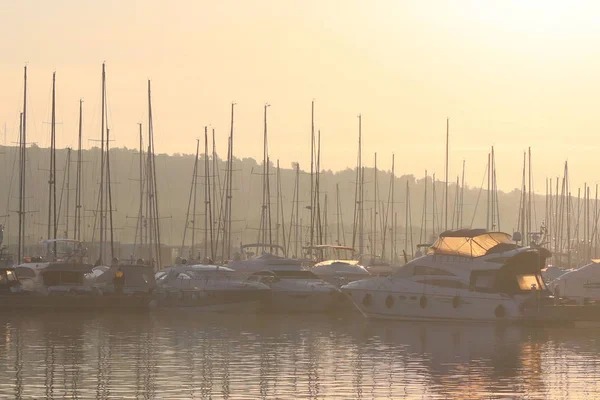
[155,264,269,312]
[342,229,553,322]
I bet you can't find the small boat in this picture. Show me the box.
[342,229,554,322]
[248,268,345,313]
[155,264,269,312]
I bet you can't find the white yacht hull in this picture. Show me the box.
[343,288,526,322]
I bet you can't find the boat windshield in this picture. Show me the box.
[429,232,514,258]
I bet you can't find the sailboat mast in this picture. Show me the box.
[65,148,71,238]
[295,163,300,256]
[445,118,449,232]
[373,152,377,260]
[276,160,280,251]
[146,79,162,269]
[106,128,114,259]
[460,160,465,228]
[99,63,106,264]
[310,101,315,253]
[358,115,363,261]
[204,126,211,260]
[192,139,200,258]
[74,100,83,241]
[390,154,395,263]
[48,72,57,252]
[528,147,532,243]
[226,103,235,259]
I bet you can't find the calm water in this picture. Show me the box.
[0,311,599,399]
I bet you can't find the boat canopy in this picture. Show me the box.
[429,231,514,258]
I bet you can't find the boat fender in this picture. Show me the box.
[420,295,427,309]
[452,296,461,309]
[362,293,372,307]
[385,295,394,308]
[495,304,506,318]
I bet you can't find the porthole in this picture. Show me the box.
[452,296,461,309]
[385,295,394,308]
[495,304,506,318]
[362,293,372,307]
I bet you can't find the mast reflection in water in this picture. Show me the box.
[0,313,598,398]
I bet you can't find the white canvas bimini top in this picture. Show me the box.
[428,230,514,258]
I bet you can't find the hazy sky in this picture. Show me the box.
[2,0,600,193]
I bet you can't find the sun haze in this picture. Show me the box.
[1,0,599,191]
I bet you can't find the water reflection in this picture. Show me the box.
[0,313,598,398]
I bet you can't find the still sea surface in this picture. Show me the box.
[0,311,598,399]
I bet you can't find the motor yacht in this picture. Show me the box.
[342,229,552,322]
[155,264,269,312]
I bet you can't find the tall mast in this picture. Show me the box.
[315,130,322,246]
[99,63,106,264]
[390,155,395,262]
[310,101,315,253]
[212,128,218,257]
[419,170,427,244]
[106,128,114,259]
[521,152,526,243]
[147,79,162,269]
[276,159,287,255]
[226,103,235,259]
[358,115,363,262]
[275,160,280,251]
[336,183,341,246]
[445,118,449,232]
[528,147,532,243]
[65,148,71,238]
[258,104,271,253]
[204,126,213,260]
[133,123,144,256]
[48,72,58,258]
[373,152,378,260]
[295,163,300,256]
[459,160,465,228]
[491,146,496,230]
[17,110,24,262]
[486,152,491,231]
[74,100,83,241]
[405,180,410,260]
[191,140,199,259]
